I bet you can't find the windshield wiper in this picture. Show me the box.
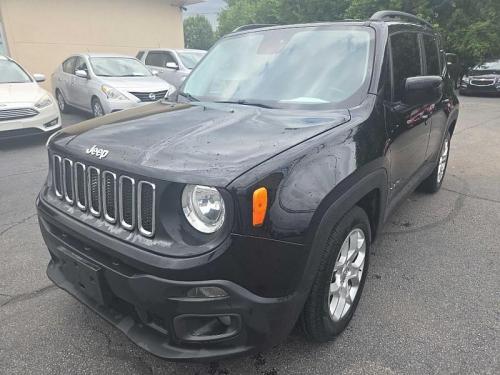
[214,100,274,109]
[178,91,200,102]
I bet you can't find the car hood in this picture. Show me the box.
[99,76,172,91]
[0,82,48,104]
[51,102,350,186]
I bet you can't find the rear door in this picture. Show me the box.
[58,57,76,103]
[385,31,431,196]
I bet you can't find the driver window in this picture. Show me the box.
[390,32,422,102]
[75,57,88,73]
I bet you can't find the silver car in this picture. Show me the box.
[52,53,175,117]
[137,49,206,89]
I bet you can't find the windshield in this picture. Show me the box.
[0,59,32,84]
[90,57,152,77]
[178,51,205,69]
[472,60,500,72]
[182,26,374,109]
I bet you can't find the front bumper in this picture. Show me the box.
[38,196,307,361]
[0,103,61,139]
[102,98,154,114]
[459,83,500,95]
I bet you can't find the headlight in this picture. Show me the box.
[101,85,128,100]
[462,76,470,84]
[35,95,53,109]
[182,185,225,233]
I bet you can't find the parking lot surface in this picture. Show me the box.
[1,96,499,374]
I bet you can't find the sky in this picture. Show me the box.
[184,0,227,28]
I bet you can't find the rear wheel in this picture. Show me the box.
[56,90,69,113]
[301,206,370,341]
[418,132,450,193]
[91,97,105,118]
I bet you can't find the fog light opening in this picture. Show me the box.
[186,286,228,298]
[44,118,59,128]
[174,314,241,342]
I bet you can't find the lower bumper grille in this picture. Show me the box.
[52,154,156,237]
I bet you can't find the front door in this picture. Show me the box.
[71,57,91,110]
[385,32,431,197]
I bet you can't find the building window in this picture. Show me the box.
[0,22,8,56]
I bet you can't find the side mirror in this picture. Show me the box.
[403,76,443,107]
[33,73,45,83]
[75,69,88,79]
[166,62,179,70]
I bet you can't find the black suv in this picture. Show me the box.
[38,11,459,361]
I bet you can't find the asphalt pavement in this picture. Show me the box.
[0,96,499,374]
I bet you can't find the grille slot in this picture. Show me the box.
[75,162,87,210]
[138,181,155,237]
[119,176,135,230]
[63,158,74,204]
[88,167,101,217]
[470,79,495,86]
[53,155,63,198]
[102,171,117,223]
[0,108,39,122]
[129,90,168,102]
[51,154,156,237]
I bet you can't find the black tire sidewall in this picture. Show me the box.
[302,206,371,340]
[92,98,104,118]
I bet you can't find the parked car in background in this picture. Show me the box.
[459,59,500,95]
[52,53,175,117]
[137,49,206,88]
[0,55,60,140]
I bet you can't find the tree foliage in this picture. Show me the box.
[184,15,215,50]
[216,0,500,66]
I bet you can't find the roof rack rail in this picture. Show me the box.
[370,10,433,29]
[232,24,277,33]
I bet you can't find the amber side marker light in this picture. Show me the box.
[252,187,268,227]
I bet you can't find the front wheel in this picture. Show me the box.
[301,206,371,342]
[56,90,70,113]
[418,132,451,193]
[91,97,105,118]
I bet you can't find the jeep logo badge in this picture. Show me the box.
[86,145,109,159]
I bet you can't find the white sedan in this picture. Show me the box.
[0,55,61,140]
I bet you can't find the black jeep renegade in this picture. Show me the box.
[38,11,459,361]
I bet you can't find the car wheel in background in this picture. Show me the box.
[91,97,104,118]
[56,90,70,113]
[418,132,451,193]
[301,205,371,342]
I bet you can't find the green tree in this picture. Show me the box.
[217,0,500,66]
[184,15,215,50]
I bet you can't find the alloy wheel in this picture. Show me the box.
[328,228,366,322]
[437,137,449,184]
[93,101,104,117]
[57,92,65,112]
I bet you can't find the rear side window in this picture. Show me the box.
[62,57,76,74]
[136,51,144,60]
[390,32,422,101]
[423,34,440,75]
[145,51,176,67]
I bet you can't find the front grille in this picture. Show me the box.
[51,154,156,237]
[129,90,168,102]
[470,79,495,86]
[0,107,38,122]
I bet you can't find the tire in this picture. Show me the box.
[91,97,105,118]
[301,205,371,342]
[56,89,70,113]
[418,132,451,194]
